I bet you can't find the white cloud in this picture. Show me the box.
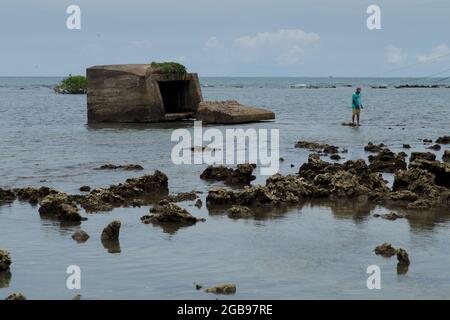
[204,36,222,50]
[417,44,450,63]
[386,45,407,64]
[234,29,320,65]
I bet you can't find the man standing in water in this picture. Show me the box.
[352,87,363,126]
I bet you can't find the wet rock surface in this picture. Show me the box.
[194,198,203,208]
[72,230,90,243]
[200,164,256,185]
[75,170,169,212]
[410,152,436,162]
[101,220,121,241]
[79,186,91,192]
[295,141,340,154]
[141,200,205,226]
[402,144,411,149]
[368,149,407,173]
[373,212,406,220]
[38,192,82,222]
[436,136,450,144]
[164,191,198,202]
[4,293,26,300]
[14,186,58,205]
[397,248,410,266]
[443,150,450,162]
[374,243,397,257]
[427,144,441,151]
[204,283,236,295]
[0,188,16,204]
[0,270,11,289]
[364,142,386,153]
[95,164,144,171]
[0,250,12,271]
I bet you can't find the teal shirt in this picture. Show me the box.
[352,93,361,109]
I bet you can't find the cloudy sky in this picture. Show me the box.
[1,0,449,77]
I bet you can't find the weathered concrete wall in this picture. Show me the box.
[196,101,275,124]
[87,64,202,123]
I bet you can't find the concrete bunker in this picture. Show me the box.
[87,64,275,124]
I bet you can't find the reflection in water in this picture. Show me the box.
[207,203,291,221]
[101,238,121,254]
[397,263,409,275]
[86,121,194,131]
[328,198,376,222]
[0,271,12,288]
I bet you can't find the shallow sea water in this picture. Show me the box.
[1,77,449,299]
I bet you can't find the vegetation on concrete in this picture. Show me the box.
[150,61,187,75]
[54,75,87,94]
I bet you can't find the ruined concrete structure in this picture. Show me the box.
[87,64,202,123]
[87,64,274,124]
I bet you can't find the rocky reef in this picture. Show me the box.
[200,164,256,185]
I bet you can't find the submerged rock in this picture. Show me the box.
[436,136,450,144]
[142,200,205,225]
[72,230,90,243]
[101,220,121,241]
[200,164,256,185]
[227,206,254,219]
[95,164,144,171]
[329,154,341,160]
[373,212,406,220]
[0,250,12,271]
[0,271,12,289]
[38,193,82,222]
[295,141,339,154]
[402,144,411,149]
[374,243,397,257]
[79,186,91,192]
[4,293,26,300]
[204,283,236,295]
[368,148,407,173]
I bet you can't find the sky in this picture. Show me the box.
[1,0,449,77]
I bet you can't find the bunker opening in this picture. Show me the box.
[158,80,191,114]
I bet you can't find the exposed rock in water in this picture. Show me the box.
[427,144,441,151]
[4,293,26,300]
[228,206,254,219]
[207,155,388,208]
[196,100,275,124]
[101,220,121,241]
[14,186,58,205]
[38,193,82,222]
[75,170,169,212]
[423,138,432,143]
[141,200,205,226]
[295,141,339,154]
[374,243,397,257]
[443,150,450,162]
[72,230,90,243]
[0,250,12,271]
[409,159,450,188]
[391,167,449,209]
[396,248,410,266]
[329,153,341,160]
[410,152,436,162]
[79,186,91,192]
[195,198,203,208]
[364,142,386,153]
[402,144,411,149]
[164,191,198,202]
[0,271,11,289]
[204,283,236,295]
[436,136,450,144]
[0,188,16,204]
[72,294,82,300]
[95,164,144,171]
[368,148,407,173]
[200,164,256,185]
